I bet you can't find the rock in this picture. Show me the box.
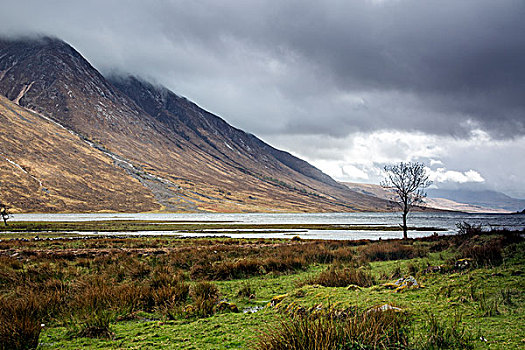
[382,282,399,290]
[228,303,239,313]
[217,301,239,313]
[346,284,362,291]
[382,275,423,292]
[268,294,288,307]
[455,258,472,270]
[368,304,403,313]
[423,265,442,274]
[242,306,265,314]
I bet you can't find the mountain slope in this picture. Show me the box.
[0,95,158,212]
[427,189,525,213]
[0,37,392,212]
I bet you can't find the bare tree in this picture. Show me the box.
[0,203,10,226]
[381,162,431,239]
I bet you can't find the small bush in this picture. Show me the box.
[305,267,375,288]
[0,292,42,350]
[456,222,483,236]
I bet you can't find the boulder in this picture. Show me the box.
[382,275,423,292]
[455,258,472,270]
[217,301,239,313]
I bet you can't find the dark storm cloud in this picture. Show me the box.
[0,0,524,138]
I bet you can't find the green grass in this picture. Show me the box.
[35,260,523,349]
[0,220,446,233]
[0,226,522,349]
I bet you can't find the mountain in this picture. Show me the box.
[0,95,158,212]
[0,36,392,213]
[342,182,520,213]
[426,189,525,213]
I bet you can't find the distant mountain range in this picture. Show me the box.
[426,189,525,213]
[343,182,525,213]
[0,36,393,213]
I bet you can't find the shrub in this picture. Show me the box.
[305,267,375,288]
[0,292,42,350]
[456,222,483,236]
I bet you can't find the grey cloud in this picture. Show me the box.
[1,0,525,196]
[1,0,523,138]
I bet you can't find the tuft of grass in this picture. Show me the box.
[0,291,42,350]
[190,255,307,280]
[418,312,473,349]
[69,308,113,339]
[190,281,220,317]
[359,241,427,263]
[478,292,500,317]
[237,282,256,298]
[460,239,503,267]
[304,266,375,288]
[67,276,115,339]
[255,307,410,350]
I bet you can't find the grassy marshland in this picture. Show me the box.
[0,224,523,349]
[0,220,446,233]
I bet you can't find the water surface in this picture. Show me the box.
[11,212,524,240]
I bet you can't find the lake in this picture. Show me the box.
[10,212,525,240]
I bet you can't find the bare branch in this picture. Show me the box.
[382,162,431,239]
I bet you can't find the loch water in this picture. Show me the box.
[10,212,525,241]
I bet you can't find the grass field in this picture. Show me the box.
[0,222,523,349]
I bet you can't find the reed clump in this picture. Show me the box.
[304,266,375,288]
[255,307,410,350]
[359,241,427,262]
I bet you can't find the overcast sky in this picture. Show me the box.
[1,0,524,197]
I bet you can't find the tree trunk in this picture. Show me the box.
[402,211,408,239]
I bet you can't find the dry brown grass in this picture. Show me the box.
[358,241,427,262]
[0,290,42,350]
[190,281,220,317]
[304,266,375,288]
